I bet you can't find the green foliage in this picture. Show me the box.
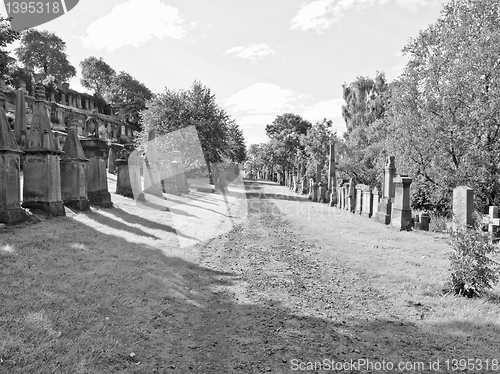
[300,119,336,178]
[0,17,20,82]
[15,29,76,81]
[385,0,500,212]
[137,81,244,169]
[339,72,390,186]
[80,56,116,97]
[105,71,152,126]
[449,227,500,297]
[265,113,312,169]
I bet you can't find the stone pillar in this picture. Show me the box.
[14,87,27,148]
[391,175,412,230]
[371,187,381,220]
[452,186,474,231]
[22,82,65,216]
[115,159,134,198]
[80,138,113,208]
[338,182,344,209]
[362,185,373,218]
[0,88,27,225]
[108,146,116,174]
[318,183,327,203]
[60,122,90,211]
[375,156,397,224]
[343,185,349,210]
[347,179,355,213]
[328,143,337,206]
[355,184,363,215]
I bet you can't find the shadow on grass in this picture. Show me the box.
[2,198,500,373]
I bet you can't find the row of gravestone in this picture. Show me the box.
[283,156,419,231]
[0,82,188,226]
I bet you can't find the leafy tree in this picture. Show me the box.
[80,56,115,97]
[300,119,336,181]
[106,71,152,127]
[339,72,390,186]
[225,120,246,163]
[136,81,244,172]
[15,29,76,81]
[385,0,500,212]
[265,113,312,170]
[0,17,20,83]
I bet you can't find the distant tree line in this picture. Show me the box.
[246,0,500,214]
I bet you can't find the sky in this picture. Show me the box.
[1,0,447,145]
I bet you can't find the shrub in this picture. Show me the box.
[448,227,500,298]
[428,212,451,233]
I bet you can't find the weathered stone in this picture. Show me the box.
[60,123,89,211]
[80,138,113,208]
[328,143,337,206]
[355,184,363,215]
[361,185,372,218]
[371,187,380,220]
[13,88,27,148]
[318,183,327,203]
[0,89,26,225]
[22,82,65,216]
[347,179,355,213]
[375,156,397,224]
[452,186,474,231]
[391,176,412,230]
[115,159,134,198]
[419,212,430,231]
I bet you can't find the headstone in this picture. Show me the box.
[452,186,474,231]
[22,82,65,216]
[419,212,430,231]
[115,158,134,198]
[361,185,373,218]
[355,184,363,215]
[80,138,113,208]
[328,143,337,206]
[318,183,327,203]
[391,176,412,230]
[60,120,90,211]
[347,179,355,213]
[13,87,27,148]
[371,187,381,220]
[308,178,314,200]
[0,87,27,225]
[375,156,396,224]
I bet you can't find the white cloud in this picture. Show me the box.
[291,0,433,33]
[225,43,276,60]
[225,83,296,114]
[300,99,344,123]
[83,0,186,52]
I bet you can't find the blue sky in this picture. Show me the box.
[2,0,446,144]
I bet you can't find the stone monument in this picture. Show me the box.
[375,156,396,224]
[22,82,65,216]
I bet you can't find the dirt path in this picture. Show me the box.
[163,180,488,373]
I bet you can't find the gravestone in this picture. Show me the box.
[375,156,396,224]
[419,212,430,231]
[371,187,381,220]
[22,82,65,216]
[361,185,373,218]
[13,86,27,148]
[0,87,26,225]
[347,179,355,213]
[80,138,113,208]
[452,186,474,231]
[391,175,412,230]
[60,119,90,210]
[355,184,363,215]
[115,159,134,198]
[328,143,337,206]
[318,183,327,203]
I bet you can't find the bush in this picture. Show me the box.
[428,212,451,233]
[448,227,500,297]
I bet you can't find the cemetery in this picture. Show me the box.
[2,0,500,371]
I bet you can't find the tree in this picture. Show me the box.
[385,0,500,212]
[0,17,20,82]
[265,113,312,170]
[339,72,390,186]
[225,121,246,163]
[300,119,336,181]
[15,29,76,81]
[80,56,115,97]
[136,81,245,171]
[106,71,153,127]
